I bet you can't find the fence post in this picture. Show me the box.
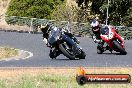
[29,18,33,33]
[29,18,36,34]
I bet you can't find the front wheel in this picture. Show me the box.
[112,40,127,55]
[97,44,104,54]
[78,50,86,59]
[59,43,76,60]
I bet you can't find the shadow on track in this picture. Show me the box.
[99,52,127,55]
[51,58,81,61]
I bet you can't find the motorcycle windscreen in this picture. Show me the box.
[48,36,57,44]
[48,30,60,44]
[100,27,109,35]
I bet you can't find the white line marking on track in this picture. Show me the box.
[0,47,33,61]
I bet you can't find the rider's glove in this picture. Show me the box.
[46,43,51,47]
[43,38,51,47]
[43,38,48,44]
[95,40,101,43]
[92,36,100,43]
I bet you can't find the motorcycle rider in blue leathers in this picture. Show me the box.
[41,24,80,58]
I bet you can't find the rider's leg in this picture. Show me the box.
[64,32,80,44]
[62,34,80,54]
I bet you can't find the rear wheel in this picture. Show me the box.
[112,40,127,55]
[59,43,76,60]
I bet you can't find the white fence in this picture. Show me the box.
[0,16,132,39]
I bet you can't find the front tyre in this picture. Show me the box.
[112,40,127,55]
[59,43,76,60]
[97,44,103,54]
[78,50,86,59]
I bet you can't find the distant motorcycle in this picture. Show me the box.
[46,28,86,60]
[97,25,127,55]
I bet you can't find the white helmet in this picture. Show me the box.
[90,20,99,27]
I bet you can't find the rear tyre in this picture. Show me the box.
[112,40,127,55]
[59,43,76,60]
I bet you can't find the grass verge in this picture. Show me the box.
[0,46,18,59]
[0,67,131,88]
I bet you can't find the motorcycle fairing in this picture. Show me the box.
[100,26,125,49]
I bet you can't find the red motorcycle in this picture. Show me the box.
[97,25,127,55]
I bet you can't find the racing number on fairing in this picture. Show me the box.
[109,32,113,39]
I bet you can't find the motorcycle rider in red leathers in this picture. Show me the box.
[90,19,101,43]
[90,19,109,53]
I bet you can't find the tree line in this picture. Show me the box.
[6,0,65,19]
[76,0,132,26]
[6,0,132,26]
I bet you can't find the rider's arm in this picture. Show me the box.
[64,32,73,37]
[92,35,101,43]
[42,33,51,47]
[42,34,48,45]
[43,38,48,44]
[92,35,97,43]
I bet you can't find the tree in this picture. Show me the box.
[52,4,78,22]
[6,0,65,19]
[76,0,132,26]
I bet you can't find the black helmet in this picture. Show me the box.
[40,24,50,34]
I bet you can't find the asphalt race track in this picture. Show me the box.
[0,31,132,67]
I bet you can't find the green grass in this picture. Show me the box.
[0,46,18,59]
[0,73,131,88]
